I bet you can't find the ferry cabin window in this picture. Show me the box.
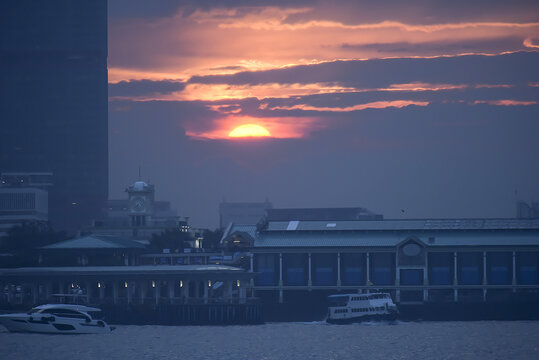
[328,296,349,307]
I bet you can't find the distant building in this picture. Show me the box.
[0,1,108,233]
[89,181,204,247]
[517,201,539,219]
[89,181,183,242]
[0,172,52,237]
[220,206,383,248]
[104,199,178,226]
[1,173,54,189]
[266,207,383,221]
[39,234,146,267]
[219,200,273,229]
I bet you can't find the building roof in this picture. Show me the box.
[40,235,147,250]
[266,207,382,221]
[221,223,257,244]
[0,265,248,277]
[264,218,539,232]
[255,231,539,248]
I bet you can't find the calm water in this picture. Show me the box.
[1,321,539,360]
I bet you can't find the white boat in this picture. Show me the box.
[327,292,399,324]
[0,304,112,334]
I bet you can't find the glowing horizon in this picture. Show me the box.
[108,2,539,145]
[228,124,271,138]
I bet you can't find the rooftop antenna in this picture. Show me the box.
[138,165,141,181]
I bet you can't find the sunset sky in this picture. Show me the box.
[107,0,539,228]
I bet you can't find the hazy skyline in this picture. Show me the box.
[106,1,539,228]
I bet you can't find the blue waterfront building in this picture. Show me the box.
[223,212,539,313]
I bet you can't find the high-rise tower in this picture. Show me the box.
[0,1,108,233]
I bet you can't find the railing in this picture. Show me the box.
[138,251,248,266]
[85,296,259,305]
[253,284,539,290]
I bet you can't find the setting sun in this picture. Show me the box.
[228,124,271,138]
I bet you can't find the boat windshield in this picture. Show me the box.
[328,295,349,307]
[27,308,45,315]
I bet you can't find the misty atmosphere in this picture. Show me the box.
[1,1,539,359]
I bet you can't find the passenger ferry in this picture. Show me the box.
[327,292,398,324]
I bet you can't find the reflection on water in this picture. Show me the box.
[1,321,538,360]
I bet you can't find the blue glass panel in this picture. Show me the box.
[401,269,423,285]
[519,265,538,285]
[314,267,334,286]
[257,268,276,286]
[460,266,480,285]
[286,268,305,286]
[373,267,392,285]
[343,267,363,286]
[490,266,510,285]
[431,266,451,285]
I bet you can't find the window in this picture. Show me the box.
[328,296,349,307]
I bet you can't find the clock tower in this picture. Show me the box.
[126,181,155,227]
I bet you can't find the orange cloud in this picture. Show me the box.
[523,37,539,48]
[108,67,187,84]
[474,84,514,89]
[109,5,539,85]
[207,104,243,114]
[220,18,539,33]
[110,79,520,103]
[385,82,468,91]
[266,100,429,112]
[112,82,360,102]
[473,100,537,106]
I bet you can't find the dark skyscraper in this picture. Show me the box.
[0,1,108,233]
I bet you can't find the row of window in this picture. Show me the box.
[351,306,384,313]
[335,306,386,314]
[0,192,36,210]
[350,294,389,301]
[30,308,89,320]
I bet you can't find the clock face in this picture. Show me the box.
[130,196,147,213]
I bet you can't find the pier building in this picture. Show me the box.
[0,264,259,325]
[0,234,260,324]
[224,216,539,319]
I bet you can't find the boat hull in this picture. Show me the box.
[0,314,112,334]
[327,312,398,324]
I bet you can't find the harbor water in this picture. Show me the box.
[1,321,539,360]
